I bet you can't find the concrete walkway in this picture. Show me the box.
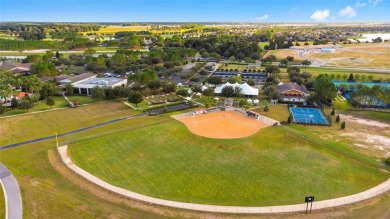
[58,145,390,214]
[0,163,22,219]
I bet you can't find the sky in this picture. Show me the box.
[0,0,389,22]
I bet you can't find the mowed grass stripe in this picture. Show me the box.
[68,117,389,206]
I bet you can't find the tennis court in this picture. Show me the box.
[289,107,329,125]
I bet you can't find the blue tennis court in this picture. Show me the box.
[289,107,329,125]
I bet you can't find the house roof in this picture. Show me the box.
[41,74,71,82]
[276,82,309,95]
[0,63,32,74]
[61,73,96,83]
[17,92,27,99]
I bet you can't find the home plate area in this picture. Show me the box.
[172,110,271,139]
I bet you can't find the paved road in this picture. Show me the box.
[58,145,390,214]
[297,51,325,66]
[0,163,22,219]
[0,113,147,151]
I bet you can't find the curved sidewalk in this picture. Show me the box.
[58,145,390,214]
[0,163,23,219]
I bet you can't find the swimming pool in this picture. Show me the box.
[289,107,330,125]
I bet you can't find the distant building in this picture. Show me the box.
[213,72,238,78]
[276,82,310,104]
[321,48,335,53]
[72,77,127,95]
[241,72,268,82]
[41,74,71,84]
[0,63,32,76]
[214,82,259,97]
[58,73,96,86]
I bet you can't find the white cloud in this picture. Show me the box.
[256,14,269,20]
[339,6,357,17]
[369,0,383,6]
[310,10,330,21]
[355,1,367,7]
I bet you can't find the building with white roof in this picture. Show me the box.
[214,82,259,97]
[72,77,127,95]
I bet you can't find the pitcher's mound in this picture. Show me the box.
[172,111,270,139]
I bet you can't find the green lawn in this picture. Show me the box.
[252,104,290,122]
[0,101,135,146]
[1,96,69,117]
[0,108,389,217]
[67,95,100,105]
[68,117,388,206]
[296,67,390,81]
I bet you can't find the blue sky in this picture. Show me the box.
[0,0,389,22]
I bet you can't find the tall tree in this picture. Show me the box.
[46,96,55,109]
[128,91,143,106]
[314,74,337,105]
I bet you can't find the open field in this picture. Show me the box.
[0,101,134,146]
[1,96,68,117]
[173,111,270,139]
[307,42,390,68]
[263,49,305,61]
[68,115,388,206]
[278,66,390,82]
[81,26,149,35]
[0,104,389,217]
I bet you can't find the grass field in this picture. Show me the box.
[81,26,149,35]
[0,101,134,146]
[277,66,390,82]
[0,99,389,218]
[68,116,388,206]
[263,49,305,61]
[1,96,69,117]
[307,42,390,68]
[252,104,290,122]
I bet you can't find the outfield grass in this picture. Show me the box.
[0,101,134,146]
[0,141,172,218]
[68,117,388,206]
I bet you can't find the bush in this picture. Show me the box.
[264,105,269,112]
[0,105,5,114]
[176,89,189,97]
[287,115,292,124]
[341,121,346,129]
[331,108,335,116]
[385,157,390,166]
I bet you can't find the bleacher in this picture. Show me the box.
[147,103,190,115]
[207,107,221,112]
[246,110,260,119]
